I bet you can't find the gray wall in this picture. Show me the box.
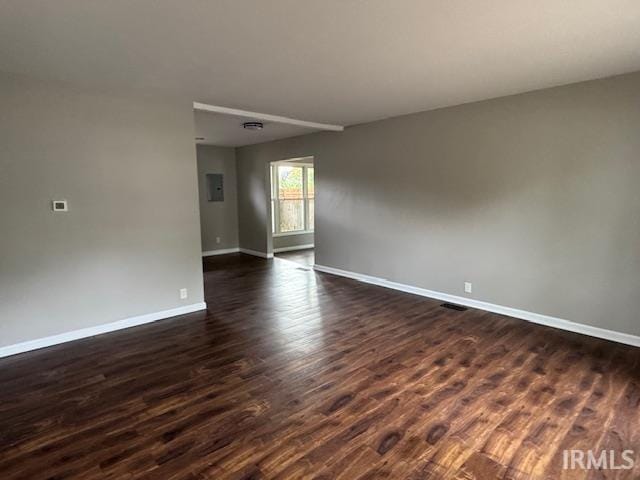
[0,73,204,347]
[236,71,640,337]
[197,145,239,252]
[274,233,314,251]
[237,154,271,254]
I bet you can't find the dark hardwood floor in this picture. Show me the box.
[1,253,639,479]
[274,248,314,267]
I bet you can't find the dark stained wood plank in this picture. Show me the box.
[0,252,639,479]
[274,248,314,268]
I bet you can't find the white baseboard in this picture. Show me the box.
[240,248,274,259]
[273,244,314,253]
[313,264,640,348]
[0,302,207,359]
[202,247,240,256]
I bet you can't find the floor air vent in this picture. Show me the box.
[441,303,468,311]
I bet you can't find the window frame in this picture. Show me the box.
[271,162,314,236]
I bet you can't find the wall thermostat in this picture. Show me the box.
[52,200,68,212]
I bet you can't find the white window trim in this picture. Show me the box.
[271,164,314,236]
[273,230,314,238]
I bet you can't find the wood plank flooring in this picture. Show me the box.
[1,253,639,479]
[274,248,314,268]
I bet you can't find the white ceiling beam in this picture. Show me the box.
[193,102,344,132]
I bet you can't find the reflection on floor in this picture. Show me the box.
[1,252,639,479]
[274,248,314,267]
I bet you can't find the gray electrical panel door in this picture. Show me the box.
[206,174,224,202]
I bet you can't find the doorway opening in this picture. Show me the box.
[269,157,314,267]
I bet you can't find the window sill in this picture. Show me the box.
[273,230,314,238]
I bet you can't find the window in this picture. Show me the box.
[271,163,314,235]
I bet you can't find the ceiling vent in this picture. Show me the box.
[242,121,264,130]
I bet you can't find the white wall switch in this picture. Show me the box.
[180,288,188,299]
[464,282,473,294]
[216,236,221,244]
[52,200,68,212]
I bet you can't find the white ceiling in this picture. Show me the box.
[194,110,318,147]
[2,0,639,141]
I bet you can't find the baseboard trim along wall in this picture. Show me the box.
[240,248,274,259]
[0,302,207,359]
[313,264,640,348]
[273,244,314,253]
[202,247,240,256]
